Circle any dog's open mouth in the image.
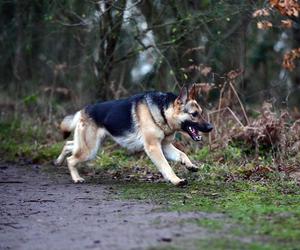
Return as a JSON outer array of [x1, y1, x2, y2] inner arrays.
[[186, 125, 202, 141], [181, 120, 213, 141]]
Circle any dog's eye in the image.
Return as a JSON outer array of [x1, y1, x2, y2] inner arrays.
[[190, 111, 198, 117]]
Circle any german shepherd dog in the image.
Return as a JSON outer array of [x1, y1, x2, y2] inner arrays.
[[55, 85, 213, 186]]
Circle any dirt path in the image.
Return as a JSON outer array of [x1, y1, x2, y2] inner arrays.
[[0, 163, 223, 250]]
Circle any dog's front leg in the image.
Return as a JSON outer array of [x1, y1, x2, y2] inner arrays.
[[162, 143, 199, 172], [144, 141, 187, 186]]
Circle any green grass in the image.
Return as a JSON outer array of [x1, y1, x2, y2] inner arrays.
[[95, 148, 150, 170], [195, 218, 224, 230], [0, 121, 63, 163]]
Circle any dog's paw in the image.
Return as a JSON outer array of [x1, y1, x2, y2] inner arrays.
[[186, 165, 199, 172], [176, 179, 188, 187], [73, 177, 85, 183]]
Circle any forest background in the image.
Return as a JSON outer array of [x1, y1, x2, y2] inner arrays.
[[1, 1, 300, 249], [1, 0, 300, 184]]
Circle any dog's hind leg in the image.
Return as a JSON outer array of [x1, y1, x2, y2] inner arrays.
[[67, 154, 85, 183], [55, 140, 74, 166], [162, 143, 199, 172], [67, 117, 106, 183]]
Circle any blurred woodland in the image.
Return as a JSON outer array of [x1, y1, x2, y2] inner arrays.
[[1, 0, 300, 161], [0, 0, 299, 113]]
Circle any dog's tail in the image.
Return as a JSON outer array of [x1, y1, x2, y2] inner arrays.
[[60, 111, 81, 139]]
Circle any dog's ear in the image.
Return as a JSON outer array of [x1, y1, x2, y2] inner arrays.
[[188, 84, 197, 100], [176, 85, 188, 104]]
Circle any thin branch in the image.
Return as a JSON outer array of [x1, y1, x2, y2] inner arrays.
[[56, 21, 88, 27], [209, 107, 244, 128], [152, 44, 180, 89], [217, 81, 227, 128], [228, 80, 249, 125], [207, 113, 212, 148], [113, 45, 153, 64]]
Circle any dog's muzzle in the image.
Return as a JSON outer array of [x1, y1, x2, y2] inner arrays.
[[181, 121, 213, 141], [197, 122, 213, 133]]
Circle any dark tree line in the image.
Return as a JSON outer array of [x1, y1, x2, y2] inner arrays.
[[0, 0, 299, 117]]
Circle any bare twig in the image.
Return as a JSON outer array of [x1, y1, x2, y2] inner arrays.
[[209, 107, 244, 128], [228, 80, 249, 125], [217, 81, 227, 128], [208, 107, 244, 144], [113, 45, 153, 64], [152, 44, 180, 90], [207, 113, 212, 148]]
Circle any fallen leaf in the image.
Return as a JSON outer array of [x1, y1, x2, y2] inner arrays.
[[200, 66, 212, 76], [227, 69, 243, 80], [282, 48, 300, 71], [252, 8, 270, 17], [281, 19, 293, 28], [269, 0, 300, 17], [257, 20, 273, 30]]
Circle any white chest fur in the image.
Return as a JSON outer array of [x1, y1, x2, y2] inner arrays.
[[112, 130, 144, 152]]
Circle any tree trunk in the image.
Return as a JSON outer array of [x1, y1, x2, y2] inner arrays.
[[94, 0, 126, 99]]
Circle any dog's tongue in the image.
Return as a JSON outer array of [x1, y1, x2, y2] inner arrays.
[[188, 126, 202, 141]]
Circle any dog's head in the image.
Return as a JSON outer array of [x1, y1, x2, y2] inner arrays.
[[171, 85, 213, 141]]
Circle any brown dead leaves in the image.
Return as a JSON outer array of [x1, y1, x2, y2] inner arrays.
[[183, 64, 212, 77], [281, 19, 293, 28], [189, 83, 215, 97], [226, 69, 243, 80], [231, 102, 300, 159], [270, 0, 300, 17], [232, 102, 284, 151], [252, 8, 271, 17], [253, 8, 272, 30], [254, 1, 299, 23], [253, 1, 300, 71], [257, 20, 273, 30], [253, 8, 273, 30], [282, 48, 300, 71], [200, 66, 212, 77]]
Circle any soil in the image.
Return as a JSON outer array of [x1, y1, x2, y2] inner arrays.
[[0, 163, 223, 250]]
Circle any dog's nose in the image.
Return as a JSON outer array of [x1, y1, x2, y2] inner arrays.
[[206, 123, 213, 132]]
